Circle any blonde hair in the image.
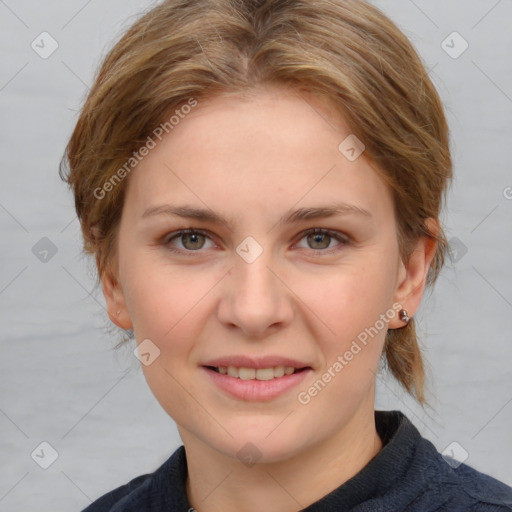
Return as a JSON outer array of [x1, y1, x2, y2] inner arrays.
[[60, 0, 452, 404]]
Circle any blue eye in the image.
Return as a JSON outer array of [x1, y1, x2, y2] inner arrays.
[[164, 229, 215, 253], [162, 227, 349, 256], [295, 228, 349, 253]]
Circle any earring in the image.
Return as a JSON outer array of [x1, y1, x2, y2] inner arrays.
[[399, 309, 410, 324]]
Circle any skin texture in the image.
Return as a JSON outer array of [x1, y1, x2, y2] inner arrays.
[[102, 84, 437, 512]]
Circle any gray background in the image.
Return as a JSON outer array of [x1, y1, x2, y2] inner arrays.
[[1, 0, 511, 509]]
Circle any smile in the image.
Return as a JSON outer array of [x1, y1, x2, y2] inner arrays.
[[202, 366, 312, 401], [206, 365, 308, 380]]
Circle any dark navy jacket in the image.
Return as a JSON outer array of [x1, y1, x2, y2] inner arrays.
[[82, 410, 512, 511]]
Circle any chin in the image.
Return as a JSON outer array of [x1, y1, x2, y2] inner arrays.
[[212, 426, 309, 466]]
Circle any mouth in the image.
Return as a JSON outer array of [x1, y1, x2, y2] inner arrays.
[[203, 365, 311, 380], [201, 364, 313, 401]]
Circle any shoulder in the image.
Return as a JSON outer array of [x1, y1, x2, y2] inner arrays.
[[80, 446, 188, 512], [407, 421, 512, 510], [449, 461, 512, 510], [80, 473, 152, 512], [375, 411, 512, 511]]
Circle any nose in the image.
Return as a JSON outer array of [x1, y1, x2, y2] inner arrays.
[[216, 249, 294, 339]]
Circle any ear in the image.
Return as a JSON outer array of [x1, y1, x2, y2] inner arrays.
[[388, 218, 438, 329], [101, 264, 133, 330]]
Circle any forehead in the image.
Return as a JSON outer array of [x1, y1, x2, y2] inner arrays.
[[123, 85, 393, 224]]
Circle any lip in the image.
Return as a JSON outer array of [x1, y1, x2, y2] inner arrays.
[[202, 366, 313, 401], [201, 355, 311, 370]]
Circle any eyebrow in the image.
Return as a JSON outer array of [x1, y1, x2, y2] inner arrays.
[[142, 202, 372, 230]]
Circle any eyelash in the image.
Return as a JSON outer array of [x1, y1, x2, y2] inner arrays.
[[162, 227, 350, 257]]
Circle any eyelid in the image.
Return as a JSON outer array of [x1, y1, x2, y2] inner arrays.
[[163, 228, 217, 251], [162, 227, 350, 255], [293, 228, 350, 253]]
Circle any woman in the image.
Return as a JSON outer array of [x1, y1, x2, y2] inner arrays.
[[60, 0, 512, 510]]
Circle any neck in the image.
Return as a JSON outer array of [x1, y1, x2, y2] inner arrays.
[[182, 405, 382, 512]]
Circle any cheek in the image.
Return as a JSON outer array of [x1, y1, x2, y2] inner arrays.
[[294, 256, 397, 335], [292, 254, 398, 396], [123, 262, 215, 339], [121, 261, 216, 418]]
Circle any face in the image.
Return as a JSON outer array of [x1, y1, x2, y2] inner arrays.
[[104, 85, 428, 463]]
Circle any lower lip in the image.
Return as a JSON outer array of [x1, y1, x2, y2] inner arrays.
[[202, 367, 312, 401]]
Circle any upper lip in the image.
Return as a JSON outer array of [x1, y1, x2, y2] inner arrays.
[[201, 356, 312, 370]]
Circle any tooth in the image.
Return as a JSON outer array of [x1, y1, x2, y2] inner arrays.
[[219, 365, 300, 379], [239, 367, 256, 380], [256, 368, 275, 381], [273, 366, 285, 378]]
